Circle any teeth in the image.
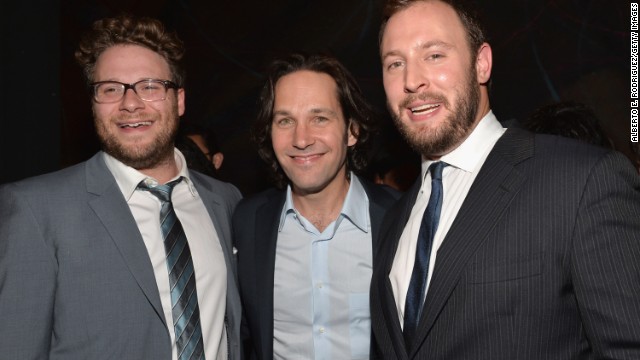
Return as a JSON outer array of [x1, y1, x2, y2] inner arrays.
[[120, 121, 152, 128], [411, 104, 439, 114]]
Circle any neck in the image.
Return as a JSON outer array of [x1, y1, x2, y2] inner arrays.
[[292, 173, 351, 232], [424, 100, 492, 161], [139, 157, 180, 185]]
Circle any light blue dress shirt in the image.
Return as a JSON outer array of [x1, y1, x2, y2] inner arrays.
[[273, 174, 372, 360]]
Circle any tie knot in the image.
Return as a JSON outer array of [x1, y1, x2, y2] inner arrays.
[[429, 161, 446, 181], [137, 177, 183, 203]]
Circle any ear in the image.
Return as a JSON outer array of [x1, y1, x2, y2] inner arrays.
[[177, 88, 186, 116], [374, 174, 385, 185], [475, 43, 492, 85], [347, 120, 359, 147], [212, 152, 224, 170]]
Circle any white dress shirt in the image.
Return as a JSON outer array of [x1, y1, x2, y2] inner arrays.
[[390, 111, 506, 327], [103, 149, 228, 360]]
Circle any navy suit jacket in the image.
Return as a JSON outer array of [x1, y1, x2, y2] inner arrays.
[[233, 177, 399, 360], [0, 152, 243, 360], [370, 127, 640, 359]]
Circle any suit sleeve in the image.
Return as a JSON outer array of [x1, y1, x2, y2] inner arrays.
[[571, 151, 640, 358], [0, 184, 57, 358]]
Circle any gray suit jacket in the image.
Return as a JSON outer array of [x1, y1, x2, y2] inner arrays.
[[0, 152, 243, 360], [233, 177, 399, 360], [370, 128, 640, 359]]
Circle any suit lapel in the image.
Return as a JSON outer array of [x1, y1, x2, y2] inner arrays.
[[368, 193, 386, 252], [192, 174, 244, 359], [192, 177, 232, 258], [254, 191, 286, 357], [376, 179, 422, 359], [408, 129, 533, 357], [85, 154, 167, 327]]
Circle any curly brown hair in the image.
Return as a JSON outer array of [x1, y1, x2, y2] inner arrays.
[[75, 14, 185, 85], [253, 53, 378, 189]]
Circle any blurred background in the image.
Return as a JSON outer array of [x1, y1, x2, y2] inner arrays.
[[0, 0, 631, 194]]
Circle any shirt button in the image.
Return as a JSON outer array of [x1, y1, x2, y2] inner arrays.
[[319, 327, 325, 333], [316, 282, 323, 288]]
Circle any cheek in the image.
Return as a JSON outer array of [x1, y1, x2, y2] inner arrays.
[[146, 101, 168, 114], [270, 131, 288, 155], [434, 62, 469, 88], [92, 104, 112, 122], [435, 71, 450, 85], [329, 133, 351, 154]]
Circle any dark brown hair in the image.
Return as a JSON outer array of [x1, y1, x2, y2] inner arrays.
[[253, 53, 378, 189], [380, 0, 487, 57], [523, 101, 613, 149], [75, 14, 185, 85]]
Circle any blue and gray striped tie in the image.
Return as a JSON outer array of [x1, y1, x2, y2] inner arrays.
[[138, 177, 206, 360]]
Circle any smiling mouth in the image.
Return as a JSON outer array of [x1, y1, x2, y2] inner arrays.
[[290, 153, 322, 162], [410, 103, 440, 115], [119, 121, 152, 129], [292, 155, 314, 160]]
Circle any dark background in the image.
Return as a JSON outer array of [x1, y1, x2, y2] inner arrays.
[[1, 0, 631, 194]]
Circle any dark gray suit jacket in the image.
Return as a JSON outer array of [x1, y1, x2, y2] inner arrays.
[[232, 177, 399, 360], [371, 128, 640, 359], [0, 152, 243, 360]]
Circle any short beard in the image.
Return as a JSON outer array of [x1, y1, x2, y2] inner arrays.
[[390, 65, 479, 158], [94, 102, 179, 170]]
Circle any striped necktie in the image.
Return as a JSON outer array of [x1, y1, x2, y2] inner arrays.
[[138, 177, 206, 360]]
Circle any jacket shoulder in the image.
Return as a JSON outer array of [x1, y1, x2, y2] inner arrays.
[[359, 176, 401, 208], [189, 170, 242, 204], [1, 160, 91, 199], [233, 187, 284, 220]]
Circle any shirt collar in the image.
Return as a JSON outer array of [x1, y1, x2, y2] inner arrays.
[[278, 172, 370, 233], [103, 148, 197, 201], [338, 174, 369, 233], [420, 110, 505, 181]]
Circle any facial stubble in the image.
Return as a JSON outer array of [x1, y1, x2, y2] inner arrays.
[[389, 65, 480, 158], [94, 99, 180, 170]]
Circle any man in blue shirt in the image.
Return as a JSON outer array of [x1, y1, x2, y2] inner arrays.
[[233, 53, 399, 359]]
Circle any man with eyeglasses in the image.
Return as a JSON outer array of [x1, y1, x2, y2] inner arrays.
[[0, 14, 242, 360]]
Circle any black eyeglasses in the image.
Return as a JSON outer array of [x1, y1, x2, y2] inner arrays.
[[89, 79, 179, 103]]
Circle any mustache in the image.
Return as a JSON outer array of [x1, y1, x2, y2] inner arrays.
[[399, 92, 449, 109], [113, 113, 156, 122]]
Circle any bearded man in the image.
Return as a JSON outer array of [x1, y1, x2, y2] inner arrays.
[[0, 14, 242, 360], [370, 1, 640, 359]]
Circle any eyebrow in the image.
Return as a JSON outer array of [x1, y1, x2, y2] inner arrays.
[[310, 108, 338, 117], [273, 107, 339, 118], [382, 40, 455, 61], [273, 110, 290, 117]]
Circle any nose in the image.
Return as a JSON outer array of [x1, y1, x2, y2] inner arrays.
[[292, 122, 314, 150], [119, 88, 145, 112], [404, 61, 429, 93]]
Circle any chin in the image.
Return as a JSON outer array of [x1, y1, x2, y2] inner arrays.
[[291, 180, 327, 195], [105, 141, 173, 170]]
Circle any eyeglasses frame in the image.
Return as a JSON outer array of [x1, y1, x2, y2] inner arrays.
[[89, 79, 180, 103]]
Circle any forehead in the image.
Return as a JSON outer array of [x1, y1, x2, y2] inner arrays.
[[381, 1, 468, 55], [274, 70, 341, 110], [94, 44, 171, 81]]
